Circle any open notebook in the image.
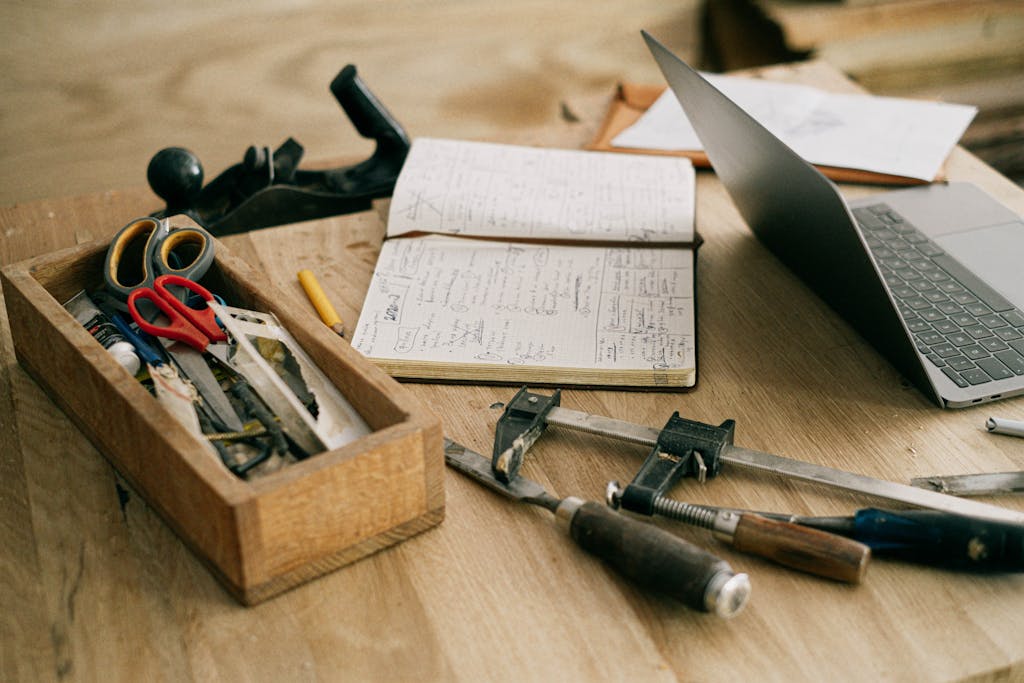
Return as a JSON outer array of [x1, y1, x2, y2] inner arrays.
[[351, 138, 700, 389]]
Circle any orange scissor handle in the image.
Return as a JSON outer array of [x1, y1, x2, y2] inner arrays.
[[153, 274, 228, 344]]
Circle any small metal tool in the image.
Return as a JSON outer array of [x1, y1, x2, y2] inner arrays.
[[146, 65, 409, 236], [911, 472, 1024, 497], [492, 387, 1024, 529], [444, 437, 751, 617]]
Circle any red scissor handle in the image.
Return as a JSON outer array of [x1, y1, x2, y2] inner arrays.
[[153, 274, 228, 344], [128, 287, 210, 351]]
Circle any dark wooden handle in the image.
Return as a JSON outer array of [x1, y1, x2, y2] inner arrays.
[[731, 513, 871, 583], [569, 501, 741, 612]]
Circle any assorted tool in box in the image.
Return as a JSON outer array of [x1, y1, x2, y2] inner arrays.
[[86, 214, 370, 479]]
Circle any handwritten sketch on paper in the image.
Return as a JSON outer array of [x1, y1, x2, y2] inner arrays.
[[351, 235, 695, 373], [387, 138, 696, 243], [611, 74, 977, 182]]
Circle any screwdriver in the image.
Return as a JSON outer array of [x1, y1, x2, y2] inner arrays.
[[759, 507, 1024, 571], [444, 437, 752, 617], [606, 481, 871, 583]]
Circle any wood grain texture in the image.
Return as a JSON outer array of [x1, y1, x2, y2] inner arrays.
[[3, 22, 1024, 683], [0, 1, 703, 207]]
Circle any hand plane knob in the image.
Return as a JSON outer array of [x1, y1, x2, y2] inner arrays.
[[147, 146, 204, 213]]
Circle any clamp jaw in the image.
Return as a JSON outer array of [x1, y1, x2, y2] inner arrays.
[[492, 387, 561, 483], [146, 64, 409, 236], [618, 413, 735, 515]]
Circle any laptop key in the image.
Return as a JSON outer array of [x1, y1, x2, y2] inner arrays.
[[932, 253, 1015, 312], [947, 356, 976, 371], [1002, 310, 1024, 327], [930, 342, 960, 358], [994, 350, 1024, 375], [947, 332, 973, 347], [1011, 339, 1024, 356], [917, 331, 945, 346], [976, 357, 1014, 381], [962, 344, 990, 360], [933, 320, 958, 334], [941, 367, 969, 388], [978, 313, 1007, 328], [951, 292, 979, 305], [854, 208, 886, 229], [959, 368, 992, 385], [965, 302, 992, 317], [965, 324, 994, 340], [926, 354, 946, 367], [981, 337, 1009, 352], [951, 312, 977, 327], [919, 308, 945, 322], [906, 319, 931, 333], [936, 301, 963, 315], [996, 327, 1024, 341]]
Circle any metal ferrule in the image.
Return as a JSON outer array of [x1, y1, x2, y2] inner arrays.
[[555, 496, 585, 532], [703, 570, 751, 618]]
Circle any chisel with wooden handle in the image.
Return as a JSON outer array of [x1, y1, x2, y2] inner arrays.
[[444, 437, 752, 617]]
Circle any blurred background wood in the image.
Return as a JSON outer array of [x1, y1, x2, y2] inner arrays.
[[0, 1, 703, 207], [704, 0, 1024, 185]]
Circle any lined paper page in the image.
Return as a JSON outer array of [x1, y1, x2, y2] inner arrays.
[[387, 138, 695, 242], [351, 235, 695, 373]]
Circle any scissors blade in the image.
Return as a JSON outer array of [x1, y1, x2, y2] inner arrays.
[[167, 344, 243, 433]]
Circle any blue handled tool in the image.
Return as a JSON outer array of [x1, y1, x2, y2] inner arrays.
[[760, 507, 1024, 571]]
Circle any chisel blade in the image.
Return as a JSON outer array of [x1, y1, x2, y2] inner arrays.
[[911, 471, 1024, 497], [444, 437, 549, 502]]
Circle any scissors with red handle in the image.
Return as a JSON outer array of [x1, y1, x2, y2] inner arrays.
[[127, 274, 227, 351]]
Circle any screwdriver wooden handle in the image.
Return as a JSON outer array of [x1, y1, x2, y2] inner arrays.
[[562, 500, 751, 616], [728, 513, 871, 583]]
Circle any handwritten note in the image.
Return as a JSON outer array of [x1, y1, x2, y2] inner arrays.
[[351, 235, 695, 372], [387, 138, 695, 242], [612, 74, 977, 181]]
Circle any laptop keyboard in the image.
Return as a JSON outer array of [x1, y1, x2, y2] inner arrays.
[[854, 203, 1024, 389]]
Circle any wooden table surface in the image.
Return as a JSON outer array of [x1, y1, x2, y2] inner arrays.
[[4, 48, 1024, 683]]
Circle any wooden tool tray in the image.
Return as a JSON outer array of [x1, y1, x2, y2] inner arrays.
[[1, 237, 445, 605]]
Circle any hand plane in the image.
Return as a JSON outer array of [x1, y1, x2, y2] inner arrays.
[[146, 64, 409, 236]]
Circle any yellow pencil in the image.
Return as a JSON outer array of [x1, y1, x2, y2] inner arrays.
[[297, 269, 346, 338]]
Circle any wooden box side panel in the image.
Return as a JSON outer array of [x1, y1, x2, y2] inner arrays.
[[1, 249, 251, 587], [241, 420, 445, 593]]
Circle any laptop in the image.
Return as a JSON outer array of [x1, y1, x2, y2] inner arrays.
[[642, 31, 1024, 408]]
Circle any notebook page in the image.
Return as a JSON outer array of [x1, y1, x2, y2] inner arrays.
[[351, 235, 695, 373], [386, 138, 695, 243]]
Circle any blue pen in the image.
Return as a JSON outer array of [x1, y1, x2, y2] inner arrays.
[[110, 311, 165, 367]]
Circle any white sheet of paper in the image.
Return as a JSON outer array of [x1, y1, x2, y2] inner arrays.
[[387, 138, 695, 242], [351, 235, 695, 372], [611, 75, 977, 181]]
